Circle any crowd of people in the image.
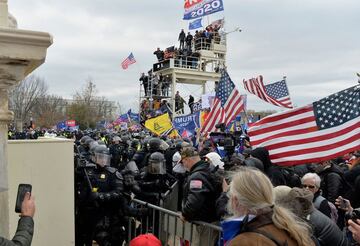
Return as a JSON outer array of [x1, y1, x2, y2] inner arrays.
[[71, 127, 360, 245], [4, 123, 360, 245]]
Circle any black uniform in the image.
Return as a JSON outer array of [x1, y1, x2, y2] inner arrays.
[[182, 160, 221, 223], [76, 165, 126, 246]]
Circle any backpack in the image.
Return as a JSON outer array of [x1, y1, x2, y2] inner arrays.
[[314, 195, 338, 223]]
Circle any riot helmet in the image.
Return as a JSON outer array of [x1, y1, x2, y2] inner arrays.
[[148, 137, 162, 152], [147, 152, 166, 175], [80, 135, 91, 145], [89, 140, 99, 153], [112, 135, 121, 144], [91, 145, 111, 167], [131, 139, 140, 149]]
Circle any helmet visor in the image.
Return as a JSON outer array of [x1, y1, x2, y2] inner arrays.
[[95, 153, 111, 167], [148, 161, 166, 175]]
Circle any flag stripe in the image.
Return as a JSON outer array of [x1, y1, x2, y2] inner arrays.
[[250, 106, 313, 127], [202, 99, 222, 132], [271, 143, 360, 166], [250, 115, 316, 137], [121, 53, 136, 70], [201, 71, 244, 133], [249, 85, 360, 166], [251, 125, 318, 146], [243, 76, 293, 108], [272, 132, 360, 159], [265, 119, 360, 151]]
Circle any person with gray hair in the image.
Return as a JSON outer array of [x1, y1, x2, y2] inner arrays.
[[226, 167, 314, 246], [275, 187, 348, 246], [302, 172, 334, 220]]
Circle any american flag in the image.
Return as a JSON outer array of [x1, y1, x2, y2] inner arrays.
[[248, 85, 360, 166], [243, 76, 293, 109], [201, 70, 245, 133], [121, 52, 136, 70]]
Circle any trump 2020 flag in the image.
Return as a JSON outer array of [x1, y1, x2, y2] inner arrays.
[[183, 0, 224, 20], [121, 52, 136, 70], [189, 18, 202, 30], [248, 85, 360, 166]]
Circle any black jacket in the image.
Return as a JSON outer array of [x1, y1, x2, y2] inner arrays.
[[309, 209, 348, 246], [318, 164, 344, 203], [182, 160, 220, 222]]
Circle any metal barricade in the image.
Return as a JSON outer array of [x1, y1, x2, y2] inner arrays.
[[127, 198, 223, 246]]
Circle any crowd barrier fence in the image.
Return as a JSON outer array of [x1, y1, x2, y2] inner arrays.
[[127, 198, 223, 246]]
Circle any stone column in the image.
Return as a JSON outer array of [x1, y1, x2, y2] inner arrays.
[[0, 0, 9, 27], [0, 0, 52, 237], [0, 88, 11, 236]]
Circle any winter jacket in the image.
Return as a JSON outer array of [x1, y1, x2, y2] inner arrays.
[[182, 160, 221, 222], [308, 209, 348, 246], [318, 164, 344, 203], [313, 191, 332, 219], [0, 216, 34, 246], [228, 212, 301, 246]]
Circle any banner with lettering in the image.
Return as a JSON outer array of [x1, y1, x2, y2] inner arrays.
[[191, 101, 202, 113], [184, 0, 224, 20], [173, 112, 200, 137]]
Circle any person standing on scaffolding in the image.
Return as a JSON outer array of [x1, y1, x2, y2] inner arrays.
[[175, 91, 186, 114], [139, 72, 149, 96], [178, 29, 186, 50], [188, 95, 194, 114]]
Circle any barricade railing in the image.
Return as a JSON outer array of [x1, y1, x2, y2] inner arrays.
[[127, 198, 223, 246]]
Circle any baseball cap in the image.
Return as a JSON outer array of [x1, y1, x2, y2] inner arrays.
[[180, 147, 199, 159], [129, 233, 162, 246]]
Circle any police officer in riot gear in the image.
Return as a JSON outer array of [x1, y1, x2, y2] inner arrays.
[[76, 145, 126, 246], [109, 135, 122, 169], [137, 151, 173, 205]]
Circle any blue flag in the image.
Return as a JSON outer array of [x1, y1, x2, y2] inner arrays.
[[189, 18, 202, 30], [184, 0, 224, 20], [57, 121, 66, 130], [173, 112, 200, 137]]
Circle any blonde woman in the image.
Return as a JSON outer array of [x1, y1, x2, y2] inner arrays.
[[226, 167, 314, 246]]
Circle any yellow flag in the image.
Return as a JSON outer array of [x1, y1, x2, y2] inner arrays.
[[145, 113, 173, 136]]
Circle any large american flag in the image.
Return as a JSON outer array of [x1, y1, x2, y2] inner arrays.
[[121, 53, 136, 70], [243, 76, 293, 109], [248, 85, 360, 166], [201, 70, 245, 133]]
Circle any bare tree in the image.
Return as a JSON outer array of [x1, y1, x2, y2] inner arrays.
[[9, 75, 48, 130], [67, 78, 117, 129], [33, 95, 66, 129]]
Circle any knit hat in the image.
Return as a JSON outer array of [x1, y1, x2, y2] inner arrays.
[[282, 187, 314, 218], [129, 233, 162, 246]]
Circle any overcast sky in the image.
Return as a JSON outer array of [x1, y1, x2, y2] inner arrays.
[[9, 0, 360, 113]]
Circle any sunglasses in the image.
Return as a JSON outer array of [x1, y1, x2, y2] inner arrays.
[[302, 184, 316, 189]]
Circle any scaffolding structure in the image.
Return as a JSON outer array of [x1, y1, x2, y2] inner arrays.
[[139, 34, 227, 119]]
